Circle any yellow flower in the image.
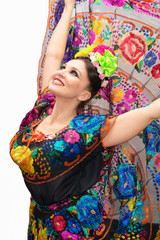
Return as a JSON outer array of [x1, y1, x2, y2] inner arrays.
[[38, 220, 48, 240], [128, 197, 136, 212], [155, 226, 160, 240], [93, 20, 102, 35], [11, 145, 34, 174], [111, 88, 124, 103], [74, 44, 95, 58], [95, 36, 104, 46]]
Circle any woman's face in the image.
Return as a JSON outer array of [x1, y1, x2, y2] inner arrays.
[[48, 59, 91, 103]]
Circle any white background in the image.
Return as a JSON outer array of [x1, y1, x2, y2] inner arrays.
[[0, 0, 48, 238]]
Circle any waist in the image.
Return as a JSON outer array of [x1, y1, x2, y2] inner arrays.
[[31, 193, 87, 213]]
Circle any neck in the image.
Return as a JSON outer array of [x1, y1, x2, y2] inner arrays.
[[49, 96, 78, 124]]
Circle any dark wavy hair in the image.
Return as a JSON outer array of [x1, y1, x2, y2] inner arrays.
[[76, 57, 104, 110]]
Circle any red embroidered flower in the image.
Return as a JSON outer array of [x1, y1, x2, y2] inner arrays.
[[52, 215, 66, 232], [151, 64, 160, 79], [154, 154, 160, 168], [118, 31, 147, 65]]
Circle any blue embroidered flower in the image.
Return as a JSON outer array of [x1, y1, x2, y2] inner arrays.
[[155, 172, 160, 186], [68, 218, 81, 234], [76, 195, 102, 229], [64, 144, 80, 159], [70, 115, 105, 134], [113, 164, 137, 199], [54, 140, 67, 152], [144, 50, 157, 68], [143, 120, 160, 155]]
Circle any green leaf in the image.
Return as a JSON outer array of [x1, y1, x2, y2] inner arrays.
[[114, 44, 119, 51], [66, 206, 77, 212], [13, 142, 18, 149], [93, 0, 103, 5], [123, 2, 134, 11], [146, 36, 156, 51], [112, 76, 122, 87], [135, 60, 144, 73], [31, 148, 38, 158]]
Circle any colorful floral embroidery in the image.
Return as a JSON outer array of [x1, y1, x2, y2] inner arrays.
[[76, 195, 102, 229], [118, 31, 147, 65]]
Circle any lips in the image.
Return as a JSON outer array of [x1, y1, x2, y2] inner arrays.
[[53, 77, 64, 86]]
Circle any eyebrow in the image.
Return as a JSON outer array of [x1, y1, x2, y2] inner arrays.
[[65, 63, 82, 78]]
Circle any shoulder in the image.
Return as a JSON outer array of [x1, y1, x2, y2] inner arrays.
[[70, 115, 107, 134]]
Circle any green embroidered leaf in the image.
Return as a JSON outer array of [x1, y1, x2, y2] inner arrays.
[[112, 76, 122, 87], [31, 148, 38, 158], [82, 29, 87, 35], [66, 206, 77, 212], [135, 60, 144, 73], [146, 36, 156, 51], [82, 226, 89, 237], [13, 142, 18, 149], [90, 189, 98, 198], [147, 154, 153, 164], [123, 2, 134, 11], [114, 44, 119, 51], [93, 0, 103, 5]]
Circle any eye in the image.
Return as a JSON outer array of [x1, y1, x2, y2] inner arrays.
[[60, 65, 66, 70], [70, 70, 79, 77]]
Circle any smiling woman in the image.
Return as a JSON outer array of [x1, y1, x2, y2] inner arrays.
[[9, 0, 160, 239]]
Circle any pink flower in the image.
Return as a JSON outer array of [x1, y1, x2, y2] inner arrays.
[[116, 102, 130, 114], [154, 154, 160, 168], [52, 215, 66, 232], [93, 62, 99, 67], [102, 0, 125, 7], [89, 30, 96, 44], [158, 52, 160, 60], [73, 33, 82, 46], [99, 73, 105, 80], [64, 130, 80, 144], [124, 89, 137, 104], [151, 64, 160, 79], [61, 230, 78, 240], [93, 45, 115, 56]]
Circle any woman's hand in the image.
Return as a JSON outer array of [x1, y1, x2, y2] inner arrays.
[[41, 0, 75, 92]]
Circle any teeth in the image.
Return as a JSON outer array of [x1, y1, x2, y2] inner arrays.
[[54, 80, 63, 85]]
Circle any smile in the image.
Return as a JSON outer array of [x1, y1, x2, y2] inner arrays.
[[53, 77, 64, 86]]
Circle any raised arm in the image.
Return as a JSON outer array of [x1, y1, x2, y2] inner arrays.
[[103, 99, 160, 147], [41, 0, 75, 92]]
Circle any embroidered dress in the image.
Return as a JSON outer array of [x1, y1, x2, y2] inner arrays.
[[10, 88, 115, 239], [10, 0, 160, 239]]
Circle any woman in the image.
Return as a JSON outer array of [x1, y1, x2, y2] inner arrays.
[[10, 0, 160, 239]]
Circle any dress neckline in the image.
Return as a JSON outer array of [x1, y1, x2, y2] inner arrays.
[[31, 114, 78, 138]]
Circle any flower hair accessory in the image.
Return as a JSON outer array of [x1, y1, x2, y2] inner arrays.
[[74, 45, 118, 80]]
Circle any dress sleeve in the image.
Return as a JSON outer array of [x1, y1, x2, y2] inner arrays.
[[100, 115, 117, 150], [19, 87, 55, 130]]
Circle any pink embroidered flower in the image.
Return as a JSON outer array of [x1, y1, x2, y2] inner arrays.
[[20, 107, 39, 129], [154, 154, 160, 168], [93, 45, 115, 56], [116, 101, 130, 114], [64, 130, 80, 144], [52, 215, 66, 232], [61, 230, 78, 240], [158, 52, 160, 60], [73, 33, 82, 46], [89, 30, 96, 44], [124, 89, 137, 104], [151, 64, 160, 79], [102, 0, 126, 7]]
